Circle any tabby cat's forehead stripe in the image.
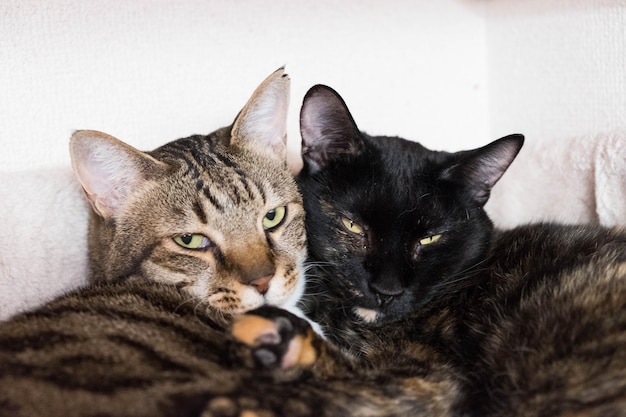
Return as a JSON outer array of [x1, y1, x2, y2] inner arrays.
[[163, 137, 273, 215], [233, 168, 254, 199], [164, 147, 203, 179], [246, 174, 266, 204], [206, 147, 238, 169], [182, 156, 201, 179], [233, 173, 266, 206], [192, 200, 208, 224], [173, 138, 234, 172], [197, 171, 268, 214], [193, 151, 221, 171], [203, 187, 225, 212]]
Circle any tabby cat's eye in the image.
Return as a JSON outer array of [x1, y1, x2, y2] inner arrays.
[[418, 234, 442, 245], [341, 217, 364, 235], [263, 206, 287, 230], [174, 234, 211, 250]]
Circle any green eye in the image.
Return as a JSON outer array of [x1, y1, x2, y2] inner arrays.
[[263, 206, 287, 230], [174, 234, 211, 250], [341, 217, 364, 235], [418, 234, 442, 245]]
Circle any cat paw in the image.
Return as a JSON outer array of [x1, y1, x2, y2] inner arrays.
[[230, 306, 317, 369]]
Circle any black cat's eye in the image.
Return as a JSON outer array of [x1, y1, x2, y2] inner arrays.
[[173, 233, 212, 250], [413, 233, 443, 261], [263, 206, 287, 231], [418, 234, 442, 246], [341, 217, 364, 235]]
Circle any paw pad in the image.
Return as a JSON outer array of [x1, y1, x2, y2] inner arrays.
[[230, 307, 316, 369]]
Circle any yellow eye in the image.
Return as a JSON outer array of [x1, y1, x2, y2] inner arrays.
[[263, 206, 287, 230], [341, 217, 364, 235], [174, 234, 211, 250], [418, 234, 442, 245]]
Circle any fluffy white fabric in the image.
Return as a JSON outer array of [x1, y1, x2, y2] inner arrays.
[[0, 132, 624, 320], [487, 132, 626, 228], [0, 167, 90, 320]]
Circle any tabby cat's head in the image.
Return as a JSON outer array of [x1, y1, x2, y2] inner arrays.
[[70, 68, 307, 316], [297, 85, 523, 324]]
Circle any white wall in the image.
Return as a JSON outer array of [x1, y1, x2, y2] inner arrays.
[[486, 0, 626, 142], [0, 0, 489, 173]]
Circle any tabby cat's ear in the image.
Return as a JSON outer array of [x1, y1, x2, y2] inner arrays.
[[231, 67, 290, 159], [70, 130, 167, 218], [299, 85, 364, 174], [441, 134, 524, 206]]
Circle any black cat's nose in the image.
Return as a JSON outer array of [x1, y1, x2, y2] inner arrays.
[[370, 282, 404, 307], [376, 293, 395, 307]]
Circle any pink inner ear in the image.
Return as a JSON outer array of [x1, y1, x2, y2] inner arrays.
[[76, 155, 132, 218], [249, 92, 288, 156], [300, 100, 327, 145], [231, 70, 290, 160], [72, 137, 147, 219]]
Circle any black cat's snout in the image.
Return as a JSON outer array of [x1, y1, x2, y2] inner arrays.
[[375, 293, 395, 307], [370, 282, 404, 307]]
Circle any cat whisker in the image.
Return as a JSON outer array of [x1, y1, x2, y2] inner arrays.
[[174, 295, 199, 313], [428, 259, 493, 298], [398, 194, 431, 217]]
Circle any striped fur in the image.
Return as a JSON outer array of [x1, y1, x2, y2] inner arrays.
[[0, 281, 462, 417], [0, 69, 318, 416]]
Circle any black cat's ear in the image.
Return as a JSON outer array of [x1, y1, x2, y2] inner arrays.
[[70, 130, 167, 218], [299, 85, 364, 174], [231, 67, 290, 160], [441, 134, 524, 206]]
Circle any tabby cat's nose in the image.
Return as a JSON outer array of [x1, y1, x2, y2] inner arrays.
[[250, 275, 273, 295]]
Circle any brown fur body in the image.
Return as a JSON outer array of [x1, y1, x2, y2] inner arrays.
[[0, 280, 460, 417]]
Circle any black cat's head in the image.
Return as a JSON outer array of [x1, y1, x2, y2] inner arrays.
[[297, 85, 523, 324]]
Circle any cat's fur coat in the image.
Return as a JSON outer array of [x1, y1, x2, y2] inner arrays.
[[0, 69, 319, 417], [234, 84, 626, 417]]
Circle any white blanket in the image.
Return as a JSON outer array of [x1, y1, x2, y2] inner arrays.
[[0, 168, 90, 320], [487, 132, 626, 228]]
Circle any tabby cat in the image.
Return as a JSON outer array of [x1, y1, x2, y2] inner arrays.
[[233, 85, 626, 417], [0, 69, 323, 416]]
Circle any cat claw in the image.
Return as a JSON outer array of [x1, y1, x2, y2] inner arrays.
[[230, 306, 317, 369]]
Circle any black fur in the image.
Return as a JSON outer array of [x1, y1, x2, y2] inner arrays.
[[289, 85, 626, 416]]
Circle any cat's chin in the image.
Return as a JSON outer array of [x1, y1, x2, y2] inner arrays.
[[353, 307, 381, 323], [352, 296, 420, 324]]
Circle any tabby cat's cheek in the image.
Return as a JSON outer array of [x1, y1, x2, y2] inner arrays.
[[265, 272, 306, 310], [231, 289, 266, 314]]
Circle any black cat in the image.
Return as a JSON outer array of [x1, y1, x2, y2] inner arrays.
[[235, 84, 626, 417]]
